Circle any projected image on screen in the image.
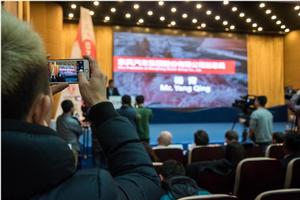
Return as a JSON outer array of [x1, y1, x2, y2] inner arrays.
[[113, 32, 247, 108]]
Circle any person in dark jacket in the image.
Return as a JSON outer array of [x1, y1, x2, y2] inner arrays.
[[281, 133, 300, 169], [106, 79, 120, 99], [2, 11, 160, 200], [159, 160, 210, 200], [117, 95, 139, 129]]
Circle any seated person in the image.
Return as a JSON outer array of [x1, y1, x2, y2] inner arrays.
[[272, 132, 284, 144], [154, 131, 183, 149], [160, 160, 210, 200], [281, 133, 300, 169], [188, 130, 210, 151]]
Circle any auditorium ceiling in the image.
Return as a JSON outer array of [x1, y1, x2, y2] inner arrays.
[[59, 1, 300, 35]]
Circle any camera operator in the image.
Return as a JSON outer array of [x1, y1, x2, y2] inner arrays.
[[249, 96, 273, 149], [287, 90, 300, 133]]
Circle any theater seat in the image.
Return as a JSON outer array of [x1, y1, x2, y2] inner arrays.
[[153, 148, 185, 163], [233, 158, 284, 200], [243, 145, 264, 158], [254, 189, 300, 200], [265, 143, 285, 160], [178, 194, 238, 200], [188, 145, 225, 164], [152, 162, 163, 173], [284, 158, 300, 188]]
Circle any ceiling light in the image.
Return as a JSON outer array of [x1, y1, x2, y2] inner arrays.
[[276, 20, 281, 25], [111, 8, 116, 13], [171, 21, 176, 26], [133, 4, 139, 10], [68, 13, 74, 18], [125, 13, 131, 18], [89, 11, 94, 16], [225, 28, 229, 31], [285, 28, 290, 33], [192, 18, 198, 23], [230, 25, 235, 30], [259, 3, 265, 8], [196, 3, 202, 9], [215, 15, 221, 20], [104, 16, 110, 21], [206, 10, 212, 15], [265, 9, 271, 14], [271, 15, 277, 20], [239, 12, 245, 17], [138, 18, 144, 24], [258, 27, 263, 31], [232, 7, 237, 12], [223, 0, 229, 5], [171, 7, 177, 13], [197, 26, 201, 29], [160, 16, 165, 21], [93, 1, 99, 6], [281, 25, 286, 29], [298, 12, 300, 16], [223, 20, 228, 25], [147, 10, 153, 16], [252, 23, 257, 27], [246, 18, 252, 23], [182, 13, 188, 18], [201, 23, 206, 28], [71, 4, 76, 9], [295, 5, 300, 10], [158, 1, 164, 6]]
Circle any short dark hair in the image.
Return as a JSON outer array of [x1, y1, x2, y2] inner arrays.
[[61, 100, 74, 113], [122, 95, 131, 105], [136, 95, 145, 104], [256, 96, 267, 107], [108, 79, 114, 84], [225, 130, 239, 142], [272, 132, 284, 143], [194, 130, 209, 145], [283, 133, 300, 153], [160, 160, 185, 179]]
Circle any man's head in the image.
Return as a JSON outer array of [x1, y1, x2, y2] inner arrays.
[[108, 79, 114, 88], [158, 131, 172, 146], [225, 130, 239, 144], [159, 160, 185, 181], [61, 100, 74, 114], [254, 96, 267, 108], [2, 11, 51, 125], [135, 95, 145, 105], [121, 95, 131, 106], [283, 133, 300, 154], [272, 132, 284, 144], [194, 130, 209, 146]]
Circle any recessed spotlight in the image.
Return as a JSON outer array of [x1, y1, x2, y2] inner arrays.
[[196, 3, 202, 9], [232, 7, 238, 12], [201, 23, 206, 28], [281, 25, 286, 29], [182, 13, 188, 18], [125, 13, 131, 18], [276, 20, 281, 25], [223, 20, 228, 25], [71, 4, 77, 9], [192, 18, 198, 23], [230, 25, 235, 30], [147, 10, 153, 16], [223, 0, 229, 5], [285, 28, 290, 33], [160, 16, 165, 21], [158, 1, 164, 6], [252, 23, 258, 27], [171, 21, 176, 26], [259, 3, 265, 8], [197, 26, 201, 29], [138, 18, 144, 24], [239, 12, 245, 17], [246, 18, 252, 23], [298, 12, 300, 16], [206, 10, 212, 15], [215, 15, 221, 20], [89, 11, 94, 16], [68, 13, 74, 18], [93, 1, 99, 6], [225, 28, 229, 31], [111, 8, 116, 13], [271, 15, 277, 20], [294, 5, 300, 10], [258, 27, 263, 31], [133, 4, 139, 10], [104, 16, 110, 21], [265, 9, 271, 14], [171, 7, 177, 13]]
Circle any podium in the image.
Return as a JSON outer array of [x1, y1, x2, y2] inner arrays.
[[109, 96, 136, 109]]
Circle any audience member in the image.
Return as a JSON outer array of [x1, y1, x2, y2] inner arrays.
[[272, 132, 285, 144], [194, 130, 209, 146], [281, 133, 300, 169], [160, 160, 210, 200], [106, 79, 120, 99], [249, 96, 273, 149], [287, 90, 300, 133], [157, 131, 173, 146], [136, 95, 153, 143], [56, 100, 82, 152], [2, 11, 160, 200], [117, 95, 138, 129]]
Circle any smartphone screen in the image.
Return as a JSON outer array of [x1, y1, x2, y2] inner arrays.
[[48, 59, 90, 83]]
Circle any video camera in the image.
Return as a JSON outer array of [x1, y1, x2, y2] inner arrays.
[[232, 95, 257, 127], [285, 86, 298, 100]]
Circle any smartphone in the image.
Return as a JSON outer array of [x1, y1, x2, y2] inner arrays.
[[48, 59, 90, 83]]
